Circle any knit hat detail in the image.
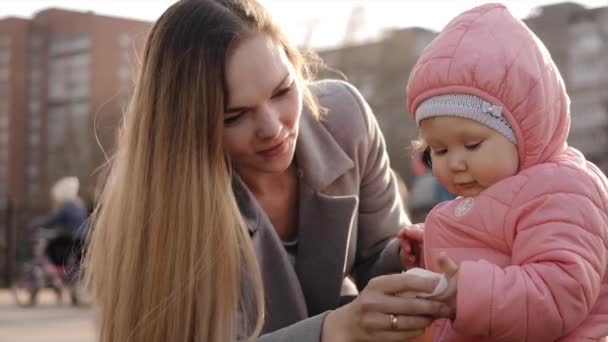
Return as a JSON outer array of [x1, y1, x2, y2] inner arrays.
[[415, 93, 517, 144]]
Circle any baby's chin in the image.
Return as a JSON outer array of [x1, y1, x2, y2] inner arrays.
[[454, 187, 483, 198]]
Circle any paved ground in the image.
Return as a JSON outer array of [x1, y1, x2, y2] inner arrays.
[[0, 288, 96, 342]]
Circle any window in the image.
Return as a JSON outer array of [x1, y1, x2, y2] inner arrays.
[[49, 38, 66, 56], [415, 31, 435, 55], [48, 58, 68, 101], [70, 76, 89, 98], [69, 70, 90, 99], [70, 34, 91, 51], [49, 33, 90, 57], [48, 53, 90, 101], [28, 133, 39, 146], [0, 82, 9, 98], [70, 102, 90, 117], [29, 116, 40, 130], [118, 64, 131, 82], [0, 67, 8, 81], [29, 84, 40, 99], [29, 69, 41, 83], [0, 51, 9, 65], [569, 22, 603, 56], [599, 10, 608, 36], [27, 181, 39, 196], [0, 115, 8, 129], [29, 100, 40, 114], [29, 35, 42, 50], [571, 104, 608, 129], [29, 54, 41, 70], [28, 148, 39, 165], [569, 60, 600, 86], [47, 106, 67, 147], [119, 33, 132, 48], [0, 35, 10, 49], [71, 53, 89, 69], [69, 54, 90, 99], [27, 164, 38, 178]]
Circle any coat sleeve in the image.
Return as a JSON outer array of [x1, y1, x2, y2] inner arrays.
[[31, 205, 67, 229], [257, 312, 328, 342], [453, 193, 608, 341], [339, 82, 410, 289]]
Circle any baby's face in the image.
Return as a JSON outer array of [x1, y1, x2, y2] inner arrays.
[[420, 116, 519, 197]]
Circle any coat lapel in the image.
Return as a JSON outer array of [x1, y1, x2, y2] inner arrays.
[[293, 108, 358, 315], [232, 176, 308, 333], [296, 185, 358, 315]]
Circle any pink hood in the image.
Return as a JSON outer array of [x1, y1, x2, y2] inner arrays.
[[406, 3, 570, 170]]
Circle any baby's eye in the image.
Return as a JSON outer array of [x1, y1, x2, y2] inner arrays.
[[431, 148, 447, 156], [465, 141, 482, 150]]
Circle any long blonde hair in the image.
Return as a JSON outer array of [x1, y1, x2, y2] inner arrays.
[[84, 0, 319, 341]]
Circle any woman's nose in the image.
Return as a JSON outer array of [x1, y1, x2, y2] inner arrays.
[[255, 104, 283, 139]]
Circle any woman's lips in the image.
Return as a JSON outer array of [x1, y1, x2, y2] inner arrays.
[[258, 136, 289, 158]]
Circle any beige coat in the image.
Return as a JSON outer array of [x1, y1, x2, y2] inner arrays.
[[234, 80, 408, 341]]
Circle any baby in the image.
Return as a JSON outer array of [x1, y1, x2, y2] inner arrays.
[[399, 3, 608, 341]]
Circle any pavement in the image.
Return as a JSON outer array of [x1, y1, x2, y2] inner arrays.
[[0, 288, 96, 342]]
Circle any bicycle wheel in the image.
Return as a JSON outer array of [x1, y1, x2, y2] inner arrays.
[[11, 262, 44, 307]]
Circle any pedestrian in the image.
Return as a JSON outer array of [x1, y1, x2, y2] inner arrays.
[[31, 176, 89, 305]]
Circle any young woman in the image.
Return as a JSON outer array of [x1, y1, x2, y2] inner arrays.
[[84, 1, 451, 341]]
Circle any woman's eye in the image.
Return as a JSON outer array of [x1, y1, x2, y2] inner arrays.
[[465, 141, 482, 150], [273, 86, 291, 98], [224, 112, 245, 125]]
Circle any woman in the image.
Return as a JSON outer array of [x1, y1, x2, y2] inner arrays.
[[31, 176, 88, 305], [84, 0, 450, 341]]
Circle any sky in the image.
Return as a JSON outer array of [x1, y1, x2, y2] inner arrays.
[[1, 0, 606, 49]]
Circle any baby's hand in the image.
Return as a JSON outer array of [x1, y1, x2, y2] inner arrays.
[[398, 267, 448, 298], [434, 253, 459, 319], [397, 223, 425, 268]]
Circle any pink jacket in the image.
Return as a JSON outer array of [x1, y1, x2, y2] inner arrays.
[[406, 3, 608, 341]]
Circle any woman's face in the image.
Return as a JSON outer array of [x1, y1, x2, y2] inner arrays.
[[223, 33, 302, 177]]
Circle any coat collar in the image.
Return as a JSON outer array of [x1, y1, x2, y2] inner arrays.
[[294, 105, 354, 192]]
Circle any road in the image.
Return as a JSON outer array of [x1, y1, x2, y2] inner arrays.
[[0, 288, 96, 342]]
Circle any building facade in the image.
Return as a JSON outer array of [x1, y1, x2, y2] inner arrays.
[[0, 9, 151, 210], [0, 18, 29, 210], [527, 2, 608, 172]]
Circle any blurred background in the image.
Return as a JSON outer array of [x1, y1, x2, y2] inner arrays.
[[0, 0, 607, 339]]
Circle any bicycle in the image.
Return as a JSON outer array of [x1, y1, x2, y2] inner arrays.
[[11, 229, 65, 307]]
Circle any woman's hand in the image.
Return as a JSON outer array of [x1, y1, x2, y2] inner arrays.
[[398, 223, 425, 269], [322, 272, 452, 342]]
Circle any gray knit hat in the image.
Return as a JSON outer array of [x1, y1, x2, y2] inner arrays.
[[415, 93, 517, 144]]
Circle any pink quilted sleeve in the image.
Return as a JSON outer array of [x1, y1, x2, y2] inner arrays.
[[453, 193, 607, 341]]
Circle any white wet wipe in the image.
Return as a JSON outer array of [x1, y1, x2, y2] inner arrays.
[[398, 267, 448, 298]]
